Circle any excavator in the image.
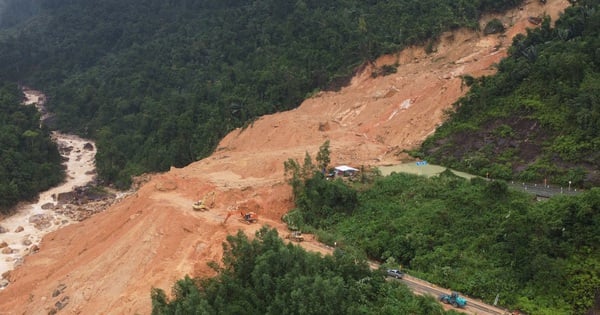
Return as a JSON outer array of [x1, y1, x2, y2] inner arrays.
[[223, 210, 258, 224], [193, 191, 215, 211]]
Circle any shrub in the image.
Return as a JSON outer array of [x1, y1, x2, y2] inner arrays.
[[483, 18, 505, 35]]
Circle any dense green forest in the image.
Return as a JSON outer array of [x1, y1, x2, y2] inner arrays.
[[0, 0, 39, 29], [0, 81, 63, 213], [0, 0, 523, 188], [419, 0, 600, 187], [282, 150, 600, 314], [151, 227, 465, 315]]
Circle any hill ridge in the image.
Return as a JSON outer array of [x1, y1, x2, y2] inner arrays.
[[0, 1, 570, 313]]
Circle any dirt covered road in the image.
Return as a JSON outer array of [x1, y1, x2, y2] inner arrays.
[[0, 1, 570, 314]]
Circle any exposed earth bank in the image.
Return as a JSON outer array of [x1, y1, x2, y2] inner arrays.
[[0, 1, 569, 314]]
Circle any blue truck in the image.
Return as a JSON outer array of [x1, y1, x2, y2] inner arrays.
[[439, 292, 467, 308]]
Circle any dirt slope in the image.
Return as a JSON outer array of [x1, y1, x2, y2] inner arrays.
[[0, 1, 569, 314]]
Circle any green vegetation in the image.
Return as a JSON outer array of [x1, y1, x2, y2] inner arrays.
[[152, 227, 462, 315], [156, 143, 600, 314], [420, 0, 600, 187], [483, 18, 505, 35], [0, 0, 524, 188], [285, 151, 600, 314], [0, 0, 39, 29], [0, 81, 63, 214]]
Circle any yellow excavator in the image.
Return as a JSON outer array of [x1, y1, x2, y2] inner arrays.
[[193, 191, 215, 211], [223, 210, 258, 224]]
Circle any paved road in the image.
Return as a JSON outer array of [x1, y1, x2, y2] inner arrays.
[[379, 162, 583, 200], [397, 274, 510, 315], [507, 181, 581, 198], [300, 241, 510, 315]]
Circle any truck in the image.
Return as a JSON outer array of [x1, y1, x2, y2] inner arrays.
[[439, 292, 467, 308]]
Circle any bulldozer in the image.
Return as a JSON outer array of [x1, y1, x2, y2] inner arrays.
[[285, 231, 304, 242], [193, 191, 215, 211], [223, 210, 258, 224]]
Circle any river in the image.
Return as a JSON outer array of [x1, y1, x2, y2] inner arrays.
[[0, 89, 97, 287]]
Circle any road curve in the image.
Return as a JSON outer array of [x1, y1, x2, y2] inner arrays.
[[398, 274, 510, 315], [298, 240, 511, 315]]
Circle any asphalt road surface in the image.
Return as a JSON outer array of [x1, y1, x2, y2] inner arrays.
[[299, 238, 512, 315], [397, 274, 511, 315]]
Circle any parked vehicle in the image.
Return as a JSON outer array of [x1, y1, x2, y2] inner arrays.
[[386, 269, 404, 279]]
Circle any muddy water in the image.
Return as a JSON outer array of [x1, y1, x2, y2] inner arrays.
[[0, 89, 97, 285]]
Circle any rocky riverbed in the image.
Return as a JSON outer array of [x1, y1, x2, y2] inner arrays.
[[0, 89, 121, 289]]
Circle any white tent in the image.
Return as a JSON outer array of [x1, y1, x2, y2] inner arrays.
[[334, 165, 358, 172], [332, 165, 359, 178]]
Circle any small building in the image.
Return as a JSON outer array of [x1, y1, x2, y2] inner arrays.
[[333, 165, 359, 177]]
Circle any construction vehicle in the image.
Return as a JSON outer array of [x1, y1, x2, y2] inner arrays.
[[439, 292, 467, 308], [285, 231, 304, 242], [223, 210, 258, 224], [192, 192, 215, 211], [192, 200, 208, 211]]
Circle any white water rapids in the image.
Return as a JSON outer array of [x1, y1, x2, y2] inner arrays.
[[0, 89, 97, 285]]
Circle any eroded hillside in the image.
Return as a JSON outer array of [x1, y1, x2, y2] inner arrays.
[[0, 1, 570, 313]]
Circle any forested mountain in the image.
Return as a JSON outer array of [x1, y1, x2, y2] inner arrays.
[[0, 0, 522, 188], [0, 81, 63, 213], [281, 154, 600, 314], [420, 0, 600, 187], [152, 227, 460, 315], [2, 1, 599, 314], [0, 0, 39, 29]]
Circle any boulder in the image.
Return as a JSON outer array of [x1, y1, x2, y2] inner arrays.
[[52, 283, 67, 297], [41, 202, 55, 210], [528, 16, 542, 25], [1, 247, 14, 254], [14, 226, 24, 233], [28, 213, 54, 230], [56, 191, 76, 204], [318, 121, 331, 131], [55, 296, 70, 310], [29, 244, 39, 253]]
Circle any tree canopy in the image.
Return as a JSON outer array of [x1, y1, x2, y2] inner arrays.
[[287, 161, 600, 314], [0, 0, 525, 188], [419, 0, 600, 187], [0, 81, 63, 213], [151, 227, 459, 315]]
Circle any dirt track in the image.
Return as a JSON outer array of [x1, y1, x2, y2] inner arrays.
[[0, 1, 570, 314]]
